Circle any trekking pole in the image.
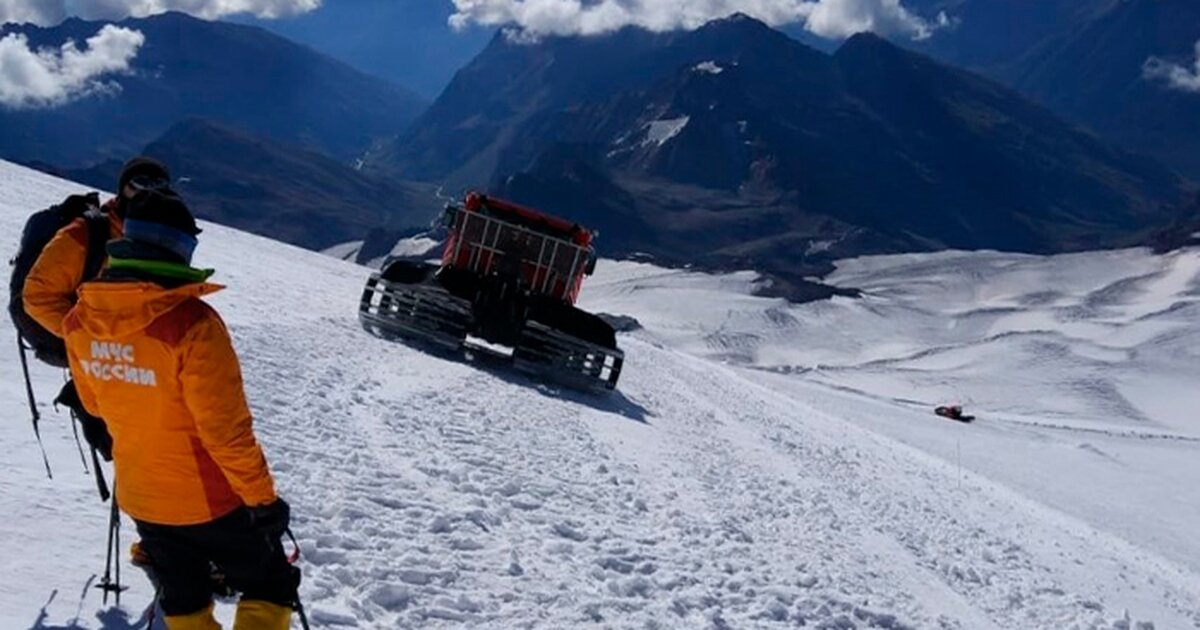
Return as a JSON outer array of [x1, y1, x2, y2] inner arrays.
[[16, 334, 52, 479], [294, 590, 311, 630], [68, 411, 89, 472], [284, 529, 311, 630], [96, 489, 127, 605], [90, 447, 110, 502], [52, 377, 90, 473], [99, 495, 116, 604], [54, 385, 110, 502]]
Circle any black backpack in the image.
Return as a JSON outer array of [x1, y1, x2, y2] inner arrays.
[[8, 192, 113, 484], [8, 192, 110, 367]]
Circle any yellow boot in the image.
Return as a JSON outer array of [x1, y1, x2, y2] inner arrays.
[[165, 603, 221, 630], [233, 599, 292, 630]]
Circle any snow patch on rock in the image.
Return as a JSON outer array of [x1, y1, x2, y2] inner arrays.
[[322, 240, 362, 262], [391, 236, 441, 259], [643, 116, 689, 147]]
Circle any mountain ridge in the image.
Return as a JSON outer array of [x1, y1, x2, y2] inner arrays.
[[0, 11, 427, 167], [56, 118, 439, 250], [1011, 0, 1200, 179], [371, 15, 1190, 280], [898, 0, 1200, 179]]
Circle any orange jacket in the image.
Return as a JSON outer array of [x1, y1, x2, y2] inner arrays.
[[23, 200, 123, 338], [63, 281, 277, 526]]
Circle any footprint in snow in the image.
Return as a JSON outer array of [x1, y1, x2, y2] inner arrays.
[[552, 521, 589, 542]]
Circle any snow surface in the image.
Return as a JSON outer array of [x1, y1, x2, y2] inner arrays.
[[608, 116, 689, 157], [323, 241, 363, 262], [354, 236, 444, 270], [586, 254, 1200, 577], [3, 160, 1200, 629], [387, 236, 441, 261], [643, 117, 690, 148], [325, 236, 441, 269]]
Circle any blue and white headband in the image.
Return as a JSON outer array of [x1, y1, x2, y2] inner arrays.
[[122, 219, 199, 264]]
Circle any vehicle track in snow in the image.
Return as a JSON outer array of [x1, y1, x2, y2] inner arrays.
[[240, 313, 1200, 629], [623, 343, 1200, 630], [236, 313, 944, 628]]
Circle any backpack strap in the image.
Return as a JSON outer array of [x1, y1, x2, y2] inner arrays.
[[82, 210, 111, 282]]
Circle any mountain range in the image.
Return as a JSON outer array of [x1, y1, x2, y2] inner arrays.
[[232, 0, 1200, 183], [3, 7, 1197, 279], [1011, 0, 1200, 180], [44, 119, 439, 250], [904, 0, 1116, 74], [0, 12, 427, 167], [905, 0, 1200, 180], [371, 15, 1191, 280]]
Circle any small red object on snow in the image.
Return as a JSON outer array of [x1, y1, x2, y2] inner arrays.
[[935, 405, 975, 422]]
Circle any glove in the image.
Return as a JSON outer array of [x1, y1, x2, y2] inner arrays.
[[55, 381, 113, 461], [248, 498, 290, 540]]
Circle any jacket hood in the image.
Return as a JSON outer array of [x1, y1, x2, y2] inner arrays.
[[74, 281, 223, 339]]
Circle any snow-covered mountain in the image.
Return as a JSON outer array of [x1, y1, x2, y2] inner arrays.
[[905, 0, 1200, 181], [375, 14, 1190, 275], [3, 160, 1199, 628]]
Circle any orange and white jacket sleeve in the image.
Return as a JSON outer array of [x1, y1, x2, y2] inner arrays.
[[179, 312, 278, 507], [23, 224, 88, 338]]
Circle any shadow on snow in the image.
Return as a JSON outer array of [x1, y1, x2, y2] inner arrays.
[[28, 578, 158, 630], [384, 334, 653, 424]]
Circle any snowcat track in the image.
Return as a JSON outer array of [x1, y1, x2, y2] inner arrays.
[[359, 276, 471, 350], [362, 275, 623, 393], [514, 321, 624, 392]]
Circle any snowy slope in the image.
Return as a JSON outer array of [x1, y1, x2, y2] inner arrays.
[[3, 160, 1199, 629], [583, 251, 1200, 582]]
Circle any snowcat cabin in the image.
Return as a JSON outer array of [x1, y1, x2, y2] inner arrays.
[[442, 193, 596, 305]]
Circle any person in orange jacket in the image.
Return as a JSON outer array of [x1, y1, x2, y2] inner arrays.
[[24, 157, 173, 459], [63, 189, 297, 630]]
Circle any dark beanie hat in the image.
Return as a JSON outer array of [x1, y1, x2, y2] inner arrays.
[[112, 189, 202, 264], [118, 156, 170, 193]]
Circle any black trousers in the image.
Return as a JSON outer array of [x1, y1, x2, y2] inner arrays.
[[135, 508, 299, 616]]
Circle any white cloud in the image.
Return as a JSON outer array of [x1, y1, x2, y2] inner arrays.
[[0, 0, 320, 26], [449, 0, 946, 41], [0, 0, 65, 26], [802, 0, 947, 40], [0, 24, 144, 109], [1144, 40, 1200, 94]]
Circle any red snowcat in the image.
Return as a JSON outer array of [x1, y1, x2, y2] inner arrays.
[[359, 193, 624, 392]]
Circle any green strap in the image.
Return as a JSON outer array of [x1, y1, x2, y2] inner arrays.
[[107, 257, 215, 283]]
